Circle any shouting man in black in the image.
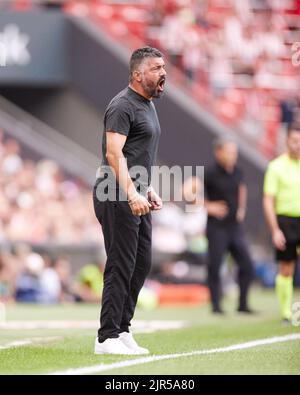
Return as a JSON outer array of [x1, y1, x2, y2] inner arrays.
[[93, 47, 166, 355]]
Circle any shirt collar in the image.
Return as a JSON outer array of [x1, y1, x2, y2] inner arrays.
[[127, 86, 151, 104], [215, 161, 235, 174]]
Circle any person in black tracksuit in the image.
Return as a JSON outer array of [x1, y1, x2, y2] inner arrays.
[[93, 47, 166, 355], [204, 137, 254, 314]]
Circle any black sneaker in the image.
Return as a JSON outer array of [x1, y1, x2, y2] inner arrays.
[[281, 318, 292, 327], [237, 307, 257, 314], [212, 307, 226, 315]]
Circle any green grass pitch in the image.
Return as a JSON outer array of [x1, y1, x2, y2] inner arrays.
[[0, 288, 299, 375]]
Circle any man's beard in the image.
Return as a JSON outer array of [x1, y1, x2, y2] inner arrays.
[[141, 77, 165, 99]]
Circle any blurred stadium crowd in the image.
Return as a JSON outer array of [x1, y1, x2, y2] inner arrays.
[[0, 128, 209, 303], [2, 0, 300, 152], [0, 242, 112, 303], [0, 129, 99, 244], [0, 128, 103, 303], [65, 0, 300, 158]]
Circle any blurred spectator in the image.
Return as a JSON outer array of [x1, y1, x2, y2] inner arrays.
[[0, 0, 67, 11], [277, 92, 298, 152], [43, 0, 64, 10], [0, 252, 14, 302], [54, 256, 74, 301], [160, 10, 185, 68], [73, 262, 104, 303], [15, 252, 44, 303], [152, 176, 208, 275], [258, 20, 285, 59], [181, 176, 207, 256], [39, 255, 62, 303], [182, 27, 205, 83], [208, 38, 233, 96], [152, 202, 187, 254], [279, 93, 297, 132]]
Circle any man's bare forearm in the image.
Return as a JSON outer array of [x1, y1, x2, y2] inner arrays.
[[263, 195, 279, 234], [106, 153, 137, 200], [238, 184, 247, 210]]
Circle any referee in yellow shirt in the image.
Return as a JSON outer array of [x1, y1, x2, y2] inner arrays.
[[263, 122, 300, 324]]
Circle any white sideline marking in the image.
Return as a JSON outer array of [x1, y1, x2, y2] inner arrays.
[[0, 337, 61, 351], [50, 333, 300, 375], [0, 320, 186, 333]]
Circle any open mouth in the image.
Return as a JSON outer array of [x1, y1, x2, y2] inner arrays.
[[157, 78, 166, 92]]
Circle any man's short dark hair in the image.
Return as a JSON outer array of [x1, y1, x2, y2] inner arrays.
[[213, 136, 237, 150], [129, 46, 162, 81], [288, 122, 300, 136]]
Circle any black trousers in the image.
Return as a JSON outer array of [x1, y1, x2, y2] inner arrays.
[[206, 221, 254, 311], [93, 183, 152, 342]]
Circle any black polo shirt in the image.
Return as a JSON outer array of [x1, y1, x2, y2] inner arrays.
[[101, 86, 161, 188], [204, 162, 244, 225]]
